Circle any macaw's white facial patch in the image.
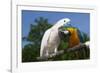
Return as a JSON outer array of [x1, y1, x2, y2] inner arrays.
[[63, 31, 69, 34]]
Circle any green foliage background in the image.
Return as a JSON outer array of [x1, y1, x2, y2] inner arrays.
[[22, 17, 90, 62]]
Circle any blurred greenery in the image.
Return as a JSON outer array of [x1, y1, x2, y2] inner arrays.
[[22, 17, 90, 62]]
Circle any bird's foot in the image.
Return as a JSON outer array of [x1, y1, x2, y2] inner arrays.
[[49, 53, 56, 58]]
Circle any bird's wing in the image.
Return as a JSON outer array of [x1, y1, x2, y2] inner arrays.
[[41, 29, 52, 48], [40, 29, 52, 56], [77, 29, 89, 43], [77, 29, 84, 43]]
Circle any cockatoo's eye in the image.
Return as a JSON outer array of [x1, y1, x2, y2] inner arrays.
[[64, 20, 66, 22]]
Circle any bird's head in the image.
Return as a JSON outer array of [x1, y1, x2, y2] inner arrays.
[[55, 18, 71, 29]]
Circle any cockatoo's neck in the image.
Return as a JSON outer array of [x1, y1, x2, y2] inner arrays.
[[52, 22, 63, 29]]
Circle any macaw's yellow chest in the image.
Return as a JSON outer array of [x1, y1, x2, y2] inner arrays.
[[67, 28, 80, 48]]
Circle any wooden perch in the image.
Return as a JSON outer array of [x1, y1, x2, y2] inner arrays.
[[37, 42, 89, 60]]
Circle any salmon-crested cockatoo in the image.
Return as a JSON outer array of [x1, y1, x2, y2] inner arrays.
[[40, 18, 71, 57]]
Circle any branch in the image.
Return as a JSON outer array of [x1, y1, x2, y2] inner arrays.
[[37, 42, 89, 60]]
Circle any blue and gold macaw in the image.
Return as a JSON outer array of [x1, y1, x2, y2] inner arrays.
[[66, 27, 80, 48], [58, 24, 90, 59], [67, 27, 89, 48], [59, 27, 89, 48]]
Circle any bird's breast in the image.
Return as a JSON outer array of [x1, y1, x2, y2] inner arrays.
[[67, 28, 80, 48]]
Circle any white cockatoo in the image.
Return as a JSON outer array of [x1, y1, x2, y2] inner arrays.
[[40, 18, 71, 57]]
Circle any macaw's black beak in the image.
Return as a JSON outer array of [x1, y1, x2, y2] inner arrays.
[[58, 30, 71, 41]]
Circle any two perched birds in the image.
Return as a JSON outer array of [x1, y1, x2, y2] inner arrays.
[[40, 18, 89, 57]]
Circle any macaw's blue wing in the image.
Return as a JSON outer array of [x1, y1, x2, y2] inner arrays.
[[77, 29, 90, 43]]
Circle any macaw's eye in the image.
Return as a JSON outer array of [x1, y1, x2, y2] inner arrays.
[[68, 30, 71, 36], [64, 20, 66, 22]]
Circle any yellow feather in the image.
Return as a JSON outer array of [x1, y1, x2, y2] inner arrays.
[[66, 28, 80, 48]]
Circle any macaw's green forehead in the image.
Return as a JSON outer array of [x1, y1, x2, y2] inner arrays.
[[64, 27, 78, 30]]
